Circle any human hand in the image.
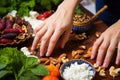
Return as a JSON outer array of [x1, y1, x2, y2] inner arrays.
[[91, 20, 120, 68], [31, 0, 80, 56]]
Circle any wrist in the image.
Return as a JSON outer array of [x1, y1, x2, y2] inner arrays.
[[58, 0, 82, 15]]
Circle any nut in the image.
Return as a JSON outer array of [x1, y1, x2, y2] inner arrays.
[[109, 66, 120, 78], [56, 63, 61, 69], [83, 47, 92, 58], [79, 45, 87, 50], [71, 50, 77, 58], [61, 57, 69, 63], [74, 54, 81, 59], [83, 52, 91, 58], [49, 57, 58, 65], [93, 63, 102, 72], [39, 58, 49, 63], [44, 59, 50, 65], [57, 53, 67, 63], [95, 32, 101, 38], [93, 63, 99, 68], [72, 50, 84, 58], [22, 25, 27, 33], [75, 33, 87, 40], [99, 69, 106, 77], [93, 63, 106, 77]]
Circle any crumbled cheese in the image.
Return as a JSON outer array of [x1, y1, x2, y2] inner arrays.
[[7, 10, 17, 17], [20, 47, 38, 58], [63, 62, 94, 80]]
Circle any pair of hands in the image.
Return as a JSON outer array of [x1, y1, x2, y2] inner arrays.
[[31, 1, 120, 68]]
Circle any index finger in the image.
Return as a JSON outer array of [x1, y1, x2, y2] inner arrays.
[[46, 29, 64, 56]]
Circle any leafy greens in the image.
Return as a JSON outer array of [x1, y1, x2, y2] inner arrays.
[[0, 0, 62, 17], [0, 47, 49, 80]]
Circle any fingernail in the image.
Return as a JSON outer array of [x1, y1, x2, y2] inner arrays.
[[96, 61, 101, 66], [116, 61, 119, 65], [91, 55, 94, 59], [46, 52, 50, 57], [31, 47, 33, 50], [103, 63, 107, 68], [40, 53, 43, 57]]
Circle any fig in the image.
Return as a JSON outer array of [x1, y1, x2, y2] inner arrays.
[[0, 38, 13, 44], [0, 22, 3, 31], [5, 19, 13, 28], [1, 33, 17, 39], [3, 28, 20, 34]]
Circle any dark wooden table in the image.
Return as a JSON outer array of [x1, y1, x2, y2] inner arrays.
[[48, 5, 120, 80], [19, 5, 120, 80]]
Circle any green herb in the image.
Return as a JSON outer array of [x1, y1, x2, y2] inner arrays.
[[0, 0, 63, 17], [74, 5, 84, 14], [0, 47, 49, 80], [0, 0, 83, 17]]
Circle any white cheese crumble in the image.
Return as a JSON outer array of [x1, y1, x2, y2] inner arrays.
[[63, 62, 94, 80], [7, 10, 17, 17], [20, 47, 38, 58]]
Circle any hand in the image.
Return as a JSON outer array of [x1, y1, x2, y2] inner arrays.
[[91, 20, 120, 68], [31, 0, 80, 56]]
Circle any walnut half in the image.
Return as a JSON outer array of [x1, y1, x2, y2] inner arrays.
[[109, 66, 120, 78]]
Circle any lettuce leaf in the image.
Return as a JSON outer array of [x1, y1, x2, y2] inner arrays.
[[0, 47, 49, 80]]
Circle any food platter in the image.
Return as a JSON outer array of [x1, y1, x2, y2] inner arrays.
[[0, 15, 33, 46]]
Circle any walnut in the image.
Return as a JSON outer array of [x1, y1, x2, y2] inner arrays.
[[71, 49, 84, 59], [79, 45, 87, 50], [83, 47, 92, 58], [109, 66, 120, 78], [99, 69, 106, 77], [93, 63, 106, 77]]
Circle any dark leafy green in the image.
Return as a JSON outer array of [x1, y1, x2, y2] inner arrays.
[[0, 0, 83, 17], [0, 0, 63, 17], [0, 47, 49, 80]]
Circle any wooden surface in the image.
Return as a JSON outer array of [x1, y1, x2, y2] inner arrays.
[[49, 6, 120, 80], [51, 19, 120, 80], [20, 5, 120, 80]]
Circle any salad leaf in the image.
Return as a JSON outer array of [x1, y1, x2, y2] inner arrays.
[[40, 0, 52, 10], [0, 63, 7, 70], [0, 47, 49, 80], [0, 70, 11, 78], [24, 57, 39, 69], [19, 70, 40, 80], [31, 64, 49, 76]]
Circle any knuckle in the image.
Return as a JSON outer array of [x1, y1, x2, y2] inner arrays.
[[94, 41, 99, 46], [35, 33, 40, 37], [50, 38, 56, 44], [99, 45, 106, 50], [42, 37, 48, 41], [118, 48, 120, 52], [108, 47, 114, 52]]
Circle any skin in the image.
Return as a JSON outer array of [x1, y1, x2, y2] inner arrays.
[[31, 0, 120, 68], [31, 0, 81, 56], [91, 20, 120, 68]]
